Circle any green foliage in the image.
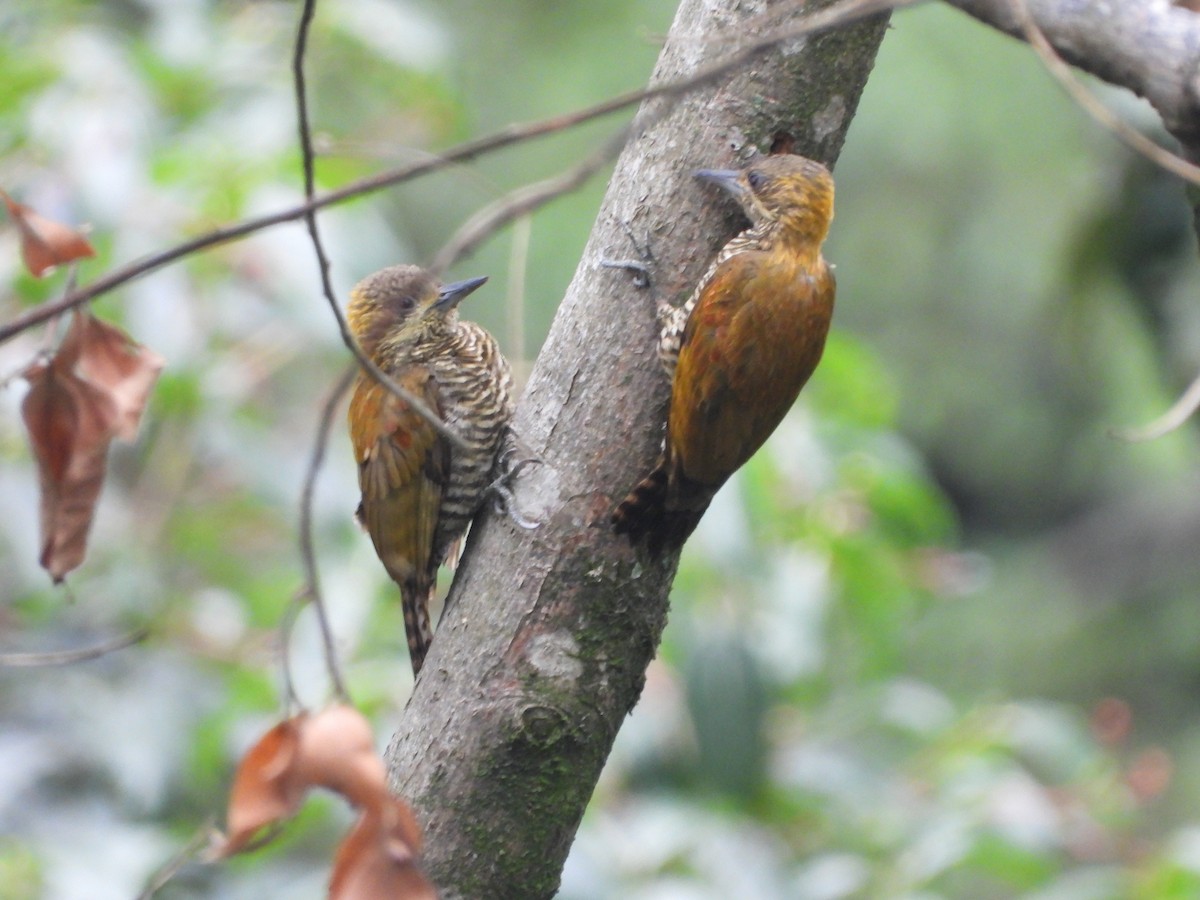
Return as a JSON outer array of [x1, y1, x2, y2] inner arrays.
[[568, 328, 1194, 897], [0, 841, 42, 900], [4, 0, 1200, 897]]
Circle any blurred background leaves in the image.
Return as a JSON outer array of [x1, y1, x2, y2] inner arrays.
[[3, 0, 1200, 897]]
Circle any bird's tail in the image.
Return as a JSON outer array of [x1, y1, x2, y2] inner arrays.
[[399, 579, 435, 677], [611, 458, 707, 554]]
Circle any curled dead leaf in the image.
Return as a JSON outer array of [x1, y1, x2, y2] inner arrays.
[[62, 309, 164, 441], [216, 705, 416, 860], [21, 356, 117, 583], [290, 704, 390, 811], [329, 803, 436, 900], [1, 189, 96, 277], [215, 717, 307, 857], [20, 309, 164, 581]]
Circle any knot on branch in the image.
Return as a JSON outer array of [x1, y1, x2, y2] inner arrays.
[[516, 705, 576, 750]]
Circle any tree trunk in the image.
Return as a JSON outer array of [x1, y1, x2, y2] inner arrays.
[[385, 1, 888, 896]]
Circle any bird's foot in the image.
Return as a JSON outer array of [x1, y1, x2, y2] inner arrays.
[[599, 220, 655, 290], [600, 258, 651, 288], [489, 439, 542, 530]]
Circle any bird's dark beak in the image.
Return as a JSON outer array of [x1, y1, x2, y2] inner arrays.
[[436, 275, 488, 310], [694, 168, 747, 200]]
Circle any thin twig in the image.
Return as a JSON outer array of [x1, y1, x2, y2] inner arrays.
[[431, 127, 633, 273], [292, 0, 352, 703], [290, 0, 463, 450], [1111, 368, 1200, 442], [279, 587, 307, 711], [295, 365, 356, 701], [0, 0, 905, 347], [1009, 0, 1200, 187], [0, 627, 149, 667], [1006, 0, 1200, 440], [136, 817, 216, 900], [0, 99, 639, 347]]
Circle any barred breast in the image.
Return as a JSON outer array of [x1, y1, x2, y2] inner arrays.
[[429, 321, 514, 567]]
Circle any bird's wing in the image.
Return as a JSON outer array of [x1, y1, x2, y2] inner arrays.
[[349, 367, 450, 585], [670, 252, 834, 485]]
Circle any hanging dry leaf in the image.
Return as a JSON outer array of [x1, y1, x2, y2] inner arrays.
[[216, 716, 307, 857], [328, 803, 436, 900], [1, 190, 96, 277], [216, 706, 433, 895], [289, 704, 391, 811], [21, 356, 118, 583], [216, 705, 407, 856], [20, 310, 164, 581], [64, 309, 164, 441]]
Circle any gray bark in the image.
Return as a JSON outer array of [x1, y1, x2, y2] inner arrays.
[[375, 0, 1200, 895], [384, 0, 888, 896]]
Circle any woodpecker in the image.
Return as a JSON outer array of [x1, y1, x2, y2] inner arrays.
[[347, 265, 513, 675], [612, 154, 836, 553]]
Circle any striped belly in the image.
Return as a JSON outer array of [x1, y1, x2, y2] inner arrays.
[[430, 326, 514, 565]]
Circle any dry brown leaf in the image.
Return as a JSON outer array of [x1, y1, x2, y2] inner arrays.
[[64, 309, 164, 441], [19, 310, 164, 581], [217, 706, 399, 856], [328, 804, 436, 900], [290, 704, 391, 811], [1, 190, 96, 277], [21, 356, 118, 583], [216, 704, 430, 897], [216, 716, 307, 857]]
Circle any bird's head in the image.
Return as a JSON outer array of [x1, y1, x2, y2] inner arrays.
[[347, 265, 487, 357], [695, 154, 834, 247]]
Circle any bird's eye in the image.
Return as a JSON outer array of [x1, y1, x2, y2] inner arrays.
[[747, 170, 767, 192], [397, 295, 417, 313]]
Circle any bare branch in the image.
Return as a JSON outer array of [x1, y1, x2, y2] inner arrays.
[[293, 365, 357, 701], [288, 0, 361, 705], [1112, 368, 1200, 442], [956, 0, 1200, 436], [0, 627, 149, 667], [136, 817, 216, 900], [945, 0, 1200, 145], [289, 0, 467, 453], [506, 215, 533, 367], [432, 128, 633, 273], [1007, 0, 1200, 185], [0, 0, 906, 349]]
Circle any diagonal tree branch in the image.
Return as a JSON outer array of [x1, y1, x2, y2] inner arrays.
[[944, 0, 1200, 147], [942, 0, 1200, 433], [384, 0, 890, 895], [290, 0, 356, 703], [1007, 0, 1200, 185], [0, 0, 896, 349], [0, 627, 148, 667]]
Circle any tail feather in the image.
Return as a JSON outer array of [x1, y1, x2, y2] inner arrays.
[[612, 459, 708, 554], [400, 579, 435, 676]]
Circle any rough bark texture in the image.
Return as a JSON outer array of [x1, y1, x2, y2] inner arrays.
[[384, 1, 888, 896], [376, 0, 1200, 894]]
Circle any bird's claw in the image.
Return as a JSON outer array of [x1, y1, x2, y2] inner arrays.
[[488, 442, 542, 530], [600, 258, 651, 289], [600, 220, 655, 290]]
